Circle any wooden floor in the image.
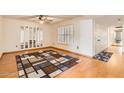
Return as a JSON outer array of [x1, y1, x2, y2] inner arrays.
[[0, 46, 124, 78]]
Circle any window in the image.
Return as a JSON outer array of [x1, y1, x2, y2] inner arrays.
[[20, 26, 43, 49], [58, 25, 74, 45]]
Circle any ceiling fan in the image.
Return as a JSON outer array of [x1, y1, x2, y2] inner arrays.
[[38, 15, 54, 24], [21, 15, 56, 24], [21, 15, 75, 24]]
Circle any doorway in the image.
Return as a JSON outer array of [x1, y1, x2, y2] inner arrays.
[[110, 26, 123, 54], [112, 29, 123, 47]]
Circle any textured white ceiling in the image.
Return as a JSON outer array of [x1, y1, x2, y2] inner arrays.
[[84, 15, 124, 26], [3, 15, 124, 26], [3, 15, 80, 24]]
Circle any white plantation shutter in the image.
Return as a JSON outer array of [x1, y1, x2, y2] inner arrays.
[[57, 24, 74, 44]]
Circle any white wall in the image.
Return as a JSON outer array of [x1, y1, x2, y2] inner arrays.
[[52, 17, 95, 57], [52, 17, 81, 53], [53, 17, 110, 56], [108, 26, 115, 47], [0, 16, 3, 52], [2, 18, 53, 52]]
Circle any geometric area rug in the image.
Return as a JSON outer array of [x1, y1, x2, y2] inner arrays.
[[93, 51, 113, 62], [16, 50, 79, 78]]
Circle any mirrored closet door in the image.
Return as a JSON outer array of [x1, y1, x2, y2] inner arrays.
[[20, 26, 43, 50]]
